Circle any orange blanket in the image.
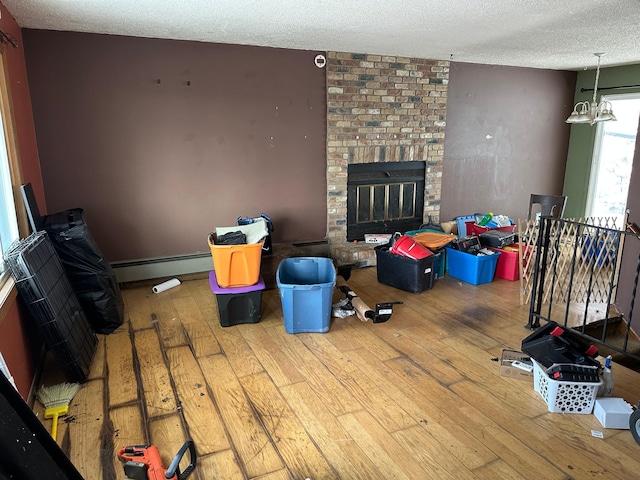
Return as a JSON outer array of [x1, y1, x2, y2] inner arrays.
[[411, 231, 456, 249]]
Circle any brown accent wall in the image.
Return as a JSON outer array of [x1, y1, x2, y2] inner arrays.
[[23, 30, 327, 262], [0, 1, 47, 398], [326, 52, 448, 248], [440, 62, 576, 222], [0, 7, 44, 209], [0, 299, 42, 396]]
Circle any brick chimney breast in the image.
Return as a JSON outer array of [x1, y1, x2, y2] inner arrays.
[[326, 52, 449, 265]]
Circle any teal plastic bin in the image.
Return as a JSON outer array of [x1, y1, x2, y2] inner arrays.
[[276, 257, 336, 333], [445, 247, 500, 285], [433, 249, 446, 279]]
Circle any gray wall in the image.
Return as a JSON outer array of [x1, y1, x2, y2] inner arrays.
[[440, 62, 576, 223]]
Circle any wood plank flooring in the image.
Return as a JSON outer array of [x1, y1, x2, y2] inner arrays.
[[34, 267, 640, 480]]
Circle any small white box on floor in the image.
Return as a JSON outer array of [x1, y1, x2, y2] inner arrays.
[[594, 398, 633, 429], [365, 234, 392, 244]]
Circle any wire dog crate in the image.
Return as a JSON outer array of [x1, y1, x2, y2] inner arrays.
[[5, 232, 97, 383]]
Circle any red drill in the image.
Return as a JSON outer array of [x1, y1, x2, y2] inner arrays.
[[117, 441, 196, 480]]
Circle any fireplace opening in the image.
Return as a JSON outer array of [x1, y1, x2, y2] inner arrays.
[[347, 161, 425, 241]]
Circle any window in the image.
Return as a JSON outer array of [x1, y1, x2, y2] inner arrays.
[[0, 110, 19, 273], [0, 47, 24, 277], [586, 93, 640, 217]]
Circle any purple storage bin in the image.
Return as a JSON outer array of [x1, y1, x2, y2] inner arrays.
[[209, 271, 265, 326]]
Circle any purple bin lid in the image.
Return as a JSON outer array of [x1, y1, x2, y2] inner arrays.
[[209, 270, 265, 294]]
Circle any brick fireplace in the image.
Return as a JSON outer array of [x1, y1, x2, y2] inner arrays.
[[326, 52, 449, 265]]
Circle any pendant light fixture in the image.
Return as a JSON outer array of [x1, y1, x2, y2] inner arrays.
[[566, 53, 616, 125]]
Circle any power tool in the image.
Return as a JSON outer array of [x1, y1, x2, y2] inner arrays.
[[117, 440, 196, 480]]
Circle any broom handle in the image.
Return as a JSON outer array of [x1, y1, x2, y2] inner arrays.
[[51, 411, 60, 442]]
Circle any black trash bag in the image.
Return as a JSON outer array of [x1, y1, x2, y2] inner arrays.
[[43, 209, 124, 334]]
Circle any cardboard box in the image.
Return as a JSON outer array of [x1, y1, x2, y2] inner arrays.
[[499, 349, 533, 381], [365, 234, 392, 244], [594, 398, 633, 429]]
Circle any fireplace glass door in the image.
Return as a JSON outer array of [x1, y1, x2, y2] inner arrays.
[[347, 161, 425, 241]]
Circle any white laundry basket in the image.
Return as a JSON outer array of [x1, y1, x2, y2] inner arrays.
[[533, 360, 601, 414]]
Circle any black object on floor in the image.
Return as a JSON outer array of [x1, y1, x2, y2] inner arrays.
[[21, 183, 124, 334], [0, 372, 84, 479], [521, 321, 600, 369]]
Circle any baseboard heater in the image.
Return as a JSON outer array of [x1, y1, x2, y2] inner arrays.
[[111, 252, 213, 283], [110, 240, 330, 284]]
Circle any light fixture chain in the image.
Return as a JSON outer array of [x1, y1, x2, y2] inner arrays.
[[565, 53, 615, 125], [593, 54, 601, 105]]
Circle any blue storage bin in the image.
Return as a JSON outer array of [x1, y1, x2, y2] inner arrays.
[[446, 247, 501, 285], [581, 234, 617, 266], [455, 215, 476, 238], [276, 257, 336, 333]]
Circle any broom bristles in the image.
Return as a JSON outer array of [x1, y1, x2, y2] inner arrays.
[[37, 382, 82, 408]]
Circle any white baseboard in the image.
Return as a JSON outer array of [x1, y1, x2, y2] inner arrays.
[[111, 253, 212, 283]]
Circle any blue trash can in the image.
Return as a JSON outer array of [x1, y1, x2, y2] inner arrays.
[[276, 257, 336, 333]]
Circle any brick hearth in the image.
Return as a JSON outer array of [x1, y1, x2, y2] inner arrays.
[[331, 241, 378, 267]]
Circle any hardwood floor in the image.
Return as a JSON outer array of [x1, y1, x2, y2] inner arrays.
[[34, 267, 640, 479]]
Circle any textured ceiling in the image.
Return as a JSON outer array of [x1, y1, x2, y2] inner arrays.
[[3, 0, 640, 71]]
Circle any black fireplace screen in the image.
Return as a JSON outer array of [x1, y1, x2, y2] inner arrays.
[[347, 161, 425, 241]]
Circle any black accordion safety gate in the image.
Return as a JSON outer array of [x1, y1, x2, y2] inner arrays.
[[527, 216, 640, 364]]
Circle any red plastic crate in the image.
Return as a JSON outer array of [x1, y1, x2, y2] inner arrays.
[[465, 221, 516, 237], [489, 246, 519, 281], [488, 244, 532, 281]]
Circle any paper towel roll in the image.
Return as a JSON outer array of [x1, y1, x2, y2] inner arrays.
[[152, 278, 181, 294]]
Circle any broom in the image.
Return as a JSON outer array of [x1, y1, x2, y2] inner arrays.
[[36, 382, 81, 441]]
